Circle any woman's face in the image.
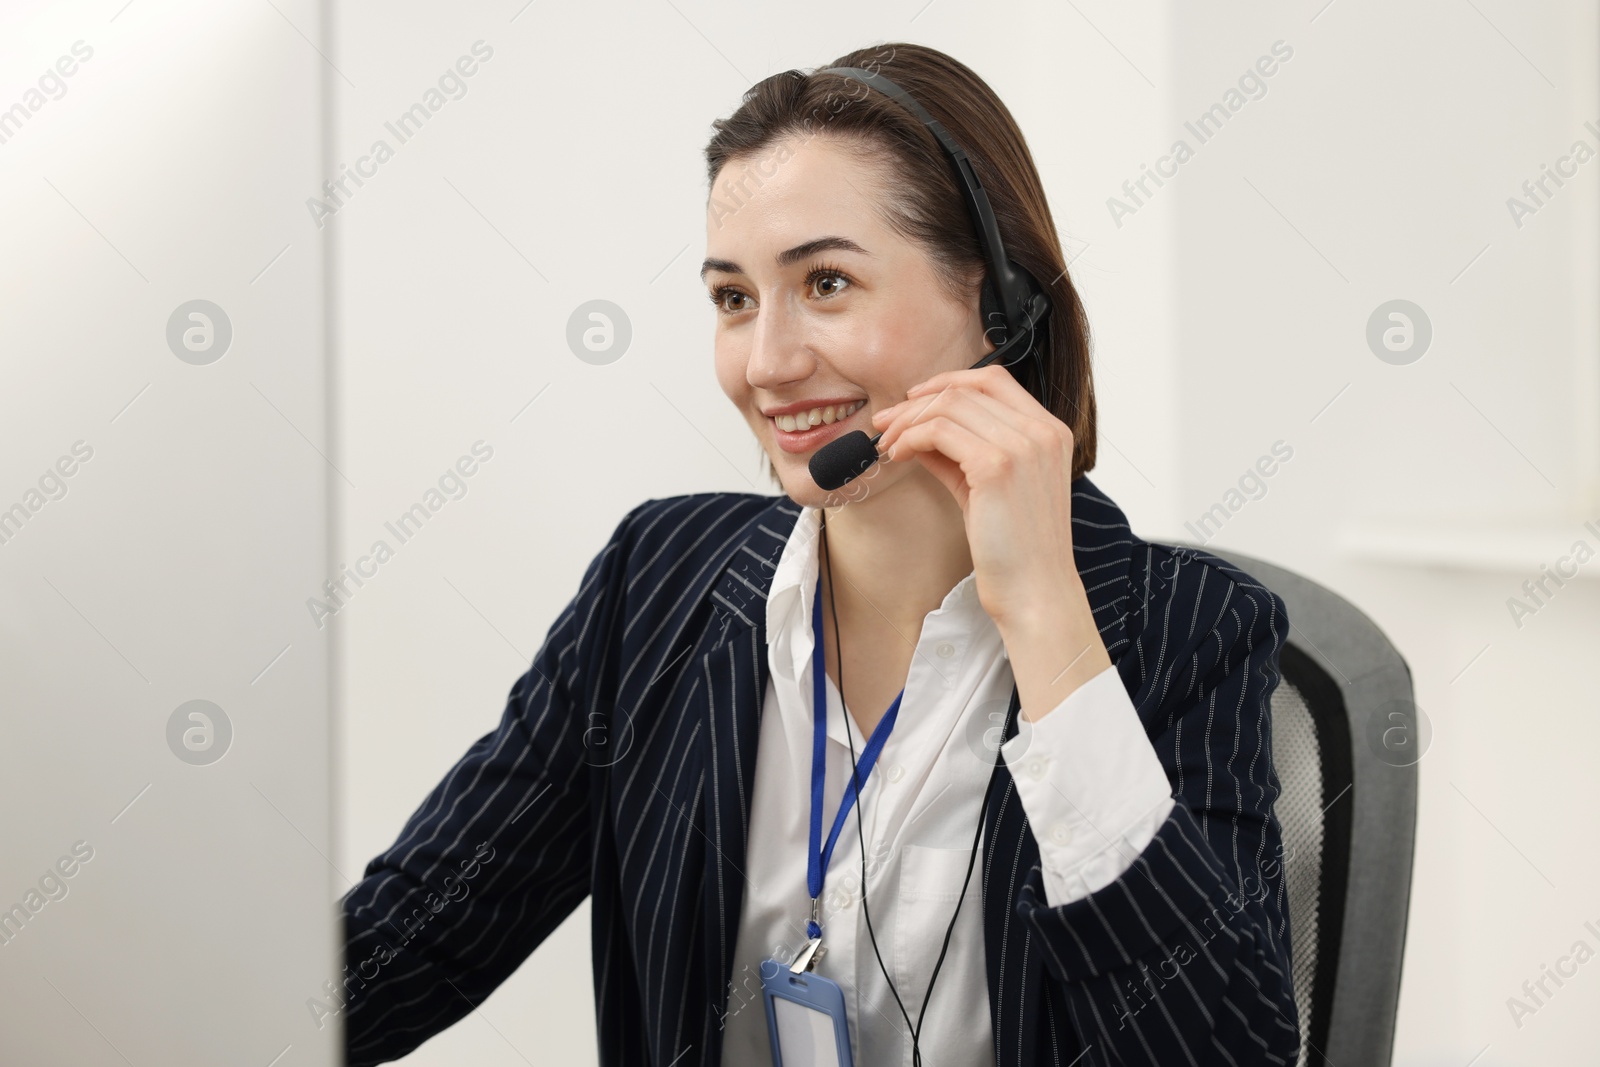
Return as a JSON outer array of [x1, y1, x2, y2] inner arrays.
[[704, 134, 990, 508]]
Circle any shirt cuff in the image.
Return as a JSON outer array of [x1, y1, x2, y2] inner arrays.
[[999, 663, 1175, 907]]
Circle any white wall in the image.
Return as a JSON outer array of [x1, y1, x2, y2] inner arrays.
[[0, 0, 335, 1064]]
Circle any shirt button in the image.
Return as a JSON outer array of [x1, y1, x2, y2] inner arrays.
[[1048, 822, 1073, 845], [1023, 755, 1048, 781], [936, 641, 956, 659], [885, 763, 904, 783]]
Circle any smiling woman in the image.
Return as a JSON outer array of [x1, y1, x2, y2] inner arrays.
[[338, 40, 1298, 1067], [701, 49, 1097, 498]]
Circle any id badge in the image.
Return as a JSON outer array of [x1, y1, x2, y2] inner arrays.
[[760, 957, 854, 1067]]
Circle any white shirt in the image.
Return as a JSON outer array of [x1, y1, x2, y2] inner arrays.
[[720, 505, 1175, 1067]]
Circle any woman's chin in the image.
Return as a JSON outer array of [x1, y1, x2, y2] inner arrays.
[[784, 472, 884, 511], [769, 462, 831, 506]]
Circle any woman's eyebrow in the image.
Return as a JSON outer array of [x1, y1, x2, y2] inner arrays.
[[699, 235, 871, 279]]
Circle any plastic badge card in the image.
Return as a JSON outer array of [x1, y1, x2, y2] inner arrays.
[[760, 959, 854, 1067]]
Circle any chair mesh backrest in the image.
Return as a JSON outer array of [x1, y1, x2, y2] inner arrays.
[[1271, 677, 1323, 1065], [1189, 546, 1406, 1066], [1271, 644, 1353, 1066]]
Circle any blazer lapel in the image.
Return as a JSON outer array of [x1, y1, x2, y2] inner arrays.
[[1061, 474, 1136, 657], [692, 496, 800, 1031]]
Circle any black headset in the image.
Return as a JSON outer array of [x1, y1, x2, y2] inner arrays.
[[811, 63, 1044, 1066], [807, 65, 1054, 492]]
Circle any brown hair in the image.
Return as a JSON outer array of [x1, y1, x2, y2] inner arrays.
[[704, 41, 1098, 486]]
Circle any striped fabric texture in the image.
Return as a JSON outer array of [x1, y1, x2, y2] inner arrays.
[[339, 476, 1301, 1066]]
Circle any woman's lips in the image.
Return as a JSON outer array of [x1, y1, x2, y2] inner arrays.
[[771, 404, 864, 454]]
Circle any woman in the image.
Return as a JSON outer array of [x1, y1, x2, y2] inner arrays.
[[339, 42, 1299, 1067]]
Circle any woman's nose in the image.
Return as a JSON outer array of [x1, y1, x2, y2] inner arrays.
[[745, 299, 816, 388]]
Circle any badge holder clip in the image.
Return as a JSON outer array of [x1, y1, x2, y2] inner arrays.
[[760, 914, 853, 1067]]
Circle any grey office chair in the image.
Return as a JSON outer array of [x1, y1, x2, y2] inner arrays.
[[1174, 544, 1417, 1067]]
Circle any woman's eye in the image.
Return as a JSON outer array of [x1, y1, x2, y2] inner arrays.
[[809, 271, 849, 298], [709, 287, 751, 313]]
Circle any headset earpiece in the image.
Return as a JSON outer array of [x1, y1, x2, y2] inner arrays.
[[979, 277, 1006, 346]]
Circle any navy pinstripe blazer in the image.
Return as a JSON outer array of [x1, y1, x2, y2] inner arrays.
[[339, 476, 1301, 1066]]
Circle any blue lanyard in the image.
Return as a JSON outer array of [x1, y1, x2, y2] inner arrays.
[[807, 578, 903, 939]]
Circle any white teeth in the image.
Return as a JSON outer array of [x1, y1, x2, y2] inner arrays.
[[775, 400, 863, 432]]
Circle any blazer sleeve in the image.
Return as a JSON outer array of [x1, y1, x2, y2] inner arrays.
[[335, 502, 641, 1066], [1012, 545, 1301, 1065]]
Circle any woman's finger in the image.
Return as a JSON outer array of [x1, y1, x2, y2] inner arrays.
[[907, 363, 1050, 422], [879, 383, 1032, 462], [887, 412, 1014, 488]]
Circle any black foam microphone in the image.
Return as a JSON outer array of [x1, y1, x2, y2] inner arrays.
[[809, 428, 881, 491]]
